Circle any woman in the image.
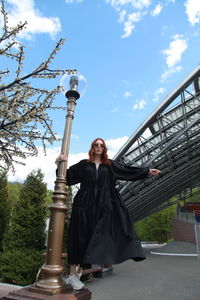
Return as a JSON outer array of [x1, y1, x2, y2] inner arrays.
[[56, 138, 161, 290]]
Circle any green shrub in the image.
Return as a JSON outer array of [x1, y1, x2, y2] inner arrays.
[[1, 248, 44, 286]]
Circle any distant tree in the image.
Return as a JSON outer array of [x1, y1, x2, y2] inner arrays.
[[7, 182, 21, 222], [3, 169, 48, 250], [187, 189, 200, 203], [0, 171, 8, 251], [0, 0, 75, 172], [135, 204, 176, 243], [1, 169, 48, 285]]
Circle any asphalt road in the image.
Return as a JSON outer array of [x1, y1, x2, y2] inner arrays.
[[86, 248, 200, 300]]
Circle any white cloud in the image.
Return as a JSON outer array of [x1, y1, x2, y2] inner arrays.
[[121, 11, 144, 38], [4, 0, 61, 40], [8, 137, 129, 189], [8, 146, 60, 190], [161, 24, 174, 36], [8, 146, 87, 190], [162, 34, 188, 68], [160, 65, 182, 81], [67, 152, 88, 166], [124, 91, 133, 97], [118, 9, 127, 23], [111, 107, 119, 112], [105, 0, 151, 11], [152, 87, 165, 102], [185, 0, 200, 25], [133, 99, 147, 110], [160, 34, 187, 82], [105, 0, 151, 38], [65, 0, 84, 3], [142, 128, 152, 139], [106, 136, 129, 152], [133, 0, 151, 10], [151, 3, 163, 16], [121, 21, 136, 38]]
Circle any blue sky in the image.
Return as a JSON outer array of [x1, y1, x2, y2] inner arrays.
[[3, 0, 200, 188]]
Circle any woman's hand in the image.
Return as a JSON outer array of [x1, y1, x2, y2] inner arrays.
[[55, 152, 67, 165], [149, 169, 161, 176]]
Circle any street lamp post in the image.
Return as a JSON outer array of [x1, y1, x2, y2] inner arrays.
[[30, 71, 88, 295], [3, 71, 92, 300]]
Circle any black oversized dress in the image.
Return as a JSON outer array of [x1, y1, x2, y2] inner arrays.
[[66, 159, 149, 265]]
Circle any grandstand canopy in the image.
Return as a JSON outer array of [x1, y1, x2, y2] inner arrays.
[[114, 65, 200, 222]]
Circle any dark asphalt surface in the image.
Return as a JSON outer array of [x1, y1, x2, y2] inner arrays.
[[85, 242, 200, 300]]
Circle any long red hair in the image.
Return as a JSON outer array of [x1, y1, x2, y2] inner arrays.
[[87, 138, 110, 165]]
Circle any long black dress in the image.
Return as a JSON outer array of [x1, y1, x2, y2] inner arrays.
[[66, 159, 149, 265]]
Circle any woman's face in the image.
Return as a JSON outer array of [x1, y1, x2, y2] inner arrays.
[[93, 139, 104, 156]]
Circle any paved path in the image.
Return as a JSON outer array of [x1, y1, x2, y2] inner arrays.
[[149, 240, 197, 256], [0, 284, 21, 299], [86, 243, 200, 300]]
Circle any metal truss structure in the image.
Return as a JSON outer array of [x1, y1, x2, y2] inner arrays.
[[114, 65, 200, 222]]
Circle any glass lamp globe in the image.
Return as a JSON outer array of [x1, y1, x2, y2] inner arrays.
[[60, 71, 87, 98]]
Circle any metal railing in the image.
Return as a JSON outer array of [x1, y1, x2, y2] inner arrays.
[[194, 216, 200, 260], [176, 207, 196, 223]]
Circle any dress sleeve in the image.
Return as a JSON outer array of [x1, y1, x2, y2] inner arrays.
[[111, 160, 149, 181], [66, 159, 86, 186]]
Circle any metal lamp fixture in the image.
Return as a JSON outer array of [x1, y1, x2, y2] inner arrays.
[[60, 71, 87, 98]]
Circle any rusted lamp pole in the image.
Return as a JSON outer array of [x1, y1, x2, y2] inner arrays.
[[31, 71, 87, 295]]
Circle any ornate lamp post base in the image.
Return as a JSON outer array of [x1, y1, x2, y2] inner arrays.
[[3, 286, 91, 300]]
